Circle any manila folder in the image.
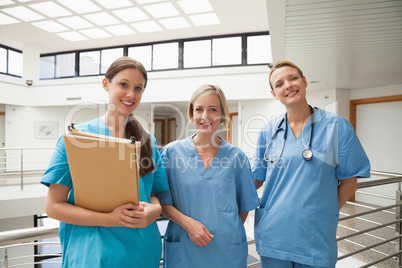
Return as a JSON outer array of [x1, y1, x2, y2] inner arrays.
[[63, 130, 140, 213]]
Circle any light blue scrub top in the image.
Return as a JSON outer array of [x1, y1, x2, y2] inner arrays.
[[156, 136, 260, 268], [251, 109, 370, 267], [41, 118, 169, 268]]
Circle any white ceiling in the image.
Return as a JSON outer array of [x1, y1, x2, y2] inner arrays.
[[1, 0, 402, 94]]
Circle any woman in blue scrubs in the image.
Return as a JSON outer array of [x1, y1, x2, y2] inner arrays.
[[252, 61, 371, 268], [41, 57, 169, 267], [157, 85, 260, 267]]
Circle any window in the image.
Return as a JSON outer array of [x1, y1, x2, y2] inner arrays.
[[80, 51, 100, 76], [8, 49, 23, 76], [101, 48, 124, 74], [128, 45, 152, 71], [212, 37, 241, 66], [183, 40, 211, 68], [247, 35, 272, 64], [56, 53, 75, 78], [0, 47, 7, 73], [40, 56, 55, 79], [152, 42, 178, 70]]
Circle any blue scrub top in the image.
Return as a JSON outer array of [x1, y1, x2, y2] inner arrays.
[[41, 118, 169, 268], [156, 136, 260, 268], [251, 109, 370, 267]]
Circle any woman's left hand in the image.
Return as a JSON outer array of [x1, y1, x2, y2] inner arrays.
[[118, 201, 162, 228]]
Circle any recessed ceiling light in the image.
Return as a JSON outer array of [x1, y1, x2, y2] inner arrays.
[[57, 0, 101, 14], [159, 17, 190, 30], [177, 0, 213, 14], [104, 24, 136, 36], [135, 0, 164, 4], [189, 13, 220, 26], [2, 6, 44, 22], [84, 12, 121, 26], [144, 2, 180, 18], [131, 21, 162, 33], [80, 28, 112, 39], [57, 16, 94, 29], [32, 20, 69, 33], [29, 2, 72, 18], [0, 12, 20, 25], [94, 0, 132, 9], [57, 31, 88, 41], [113, 7, 149, 22], [0, 0, 15, 6]]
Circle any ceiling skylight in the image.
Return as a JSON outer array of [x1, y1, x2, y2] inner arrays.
[[0, 12, 19, 25], [177, 0, 213, 14], [105, 24, 136, 36], [131, 21, 162, 33], [113, 7, 149, 22], [80, 28, 112, 39], [32, 20, 69, 33], [57, 16, 94, 30], [135, 0, 164, 4], [29, 1, 72, 18], [84, 12, 121, 26], [0, 0, 15, 6], [189, 13, 220, 26], [2, 6, 44, 21], [94, 0, 133, 9], [57, 0, 101, 14], [144, 2, 180, 18], [159, 17, 190, 30], [57, 31, 88, 41]]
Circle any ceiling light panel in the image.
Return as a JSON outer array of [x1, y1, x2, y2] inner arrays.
[[57, 0, 101, 14], [29, 2, 72, 18], [144, 2, 180, 18], [80, 28, 111, 39], [2, 6, 44, 22], [32, 20, 69, 33], [94, 0, 133, 9], [177, 0, 213, 14], [57, 31, 88, 41], [0, 0, 15, 6], [16, 0, 34, 2], [0, 12, 19, 25], [84, 12, 121, 26], [104, 24, 135, 36], [113, 7, 149, 22], [159, 17, 190, 30], [131, 20, 162, 33], [135, 0, 164, 4], [189, 13, 220, 26], [57, 16, 94, 29]]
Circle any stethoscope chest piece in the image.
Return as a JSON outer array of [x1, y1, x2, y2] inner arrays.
[[302, 149, 313, 161]]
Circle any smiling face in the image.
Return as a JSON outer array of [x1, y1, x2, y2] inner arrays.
[[102, 68, 145, 117], [192, 93, 222, 136], [269, 65, 308, 107]]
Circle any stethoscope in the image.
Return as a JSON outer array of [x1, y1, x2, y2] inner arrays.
[[264, 105, 315, 163]]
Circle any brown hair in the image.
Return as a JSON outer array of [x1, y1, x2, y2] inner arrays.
[[105, 57, 154, 177], [268, 61, 304, 91], [187, 84, 229, 128]]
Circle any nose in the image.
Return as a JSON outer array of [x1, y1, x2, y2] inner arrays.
[[201, 111, 210, 122], [126, 88, 136, 98]]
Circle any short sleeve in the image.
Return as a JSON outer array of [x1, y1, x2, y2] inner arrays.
[[336, 119, 370, 180], [41, 136, 72, 188], [235, 152, 260, 212], [251, 126, 269, 181], [150, 137, 169, 194], [155, 147, 174, 205]]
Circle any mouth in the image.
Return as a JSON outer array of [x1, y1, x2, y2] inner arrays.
[[121, 100, 134, 107], [286, 90, 298, 97], [200, 122, 212, 128]]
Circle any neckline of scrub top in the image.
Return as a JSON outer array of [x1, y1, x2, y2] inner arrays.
[[188, 134, 226, 175], [286, 107, 319, 141], [99, 117, 116, 137]]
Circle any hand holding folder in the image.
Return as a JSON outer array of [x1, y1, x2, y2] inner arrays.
[[63, 126, 141, 213]]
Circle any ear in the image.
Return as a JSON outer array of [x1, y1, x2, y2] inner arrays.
[[303, 76, 308, 88], [271, 89, 279, 100], [102, 77, 109, 91]]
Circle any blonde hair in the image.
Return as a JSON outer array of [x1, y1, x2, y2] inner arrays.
[[268, 60, 304, 91], [188, 85, 229, 128]]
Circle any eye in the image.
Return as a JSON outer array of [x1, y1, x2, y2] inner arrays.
[[275, 82, 283, 88], [195, 108, 203, 112], [135, 86, 144, 92], [210, 108, 217, 112], [291, 76, 298, 81], [120, 82, 128, 88]]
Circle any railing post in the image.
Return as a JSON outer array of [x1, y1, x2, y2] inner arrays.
[[395, 190, 402, 268], [20, 149, 23, 190], [4, 248, 8, 268]]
